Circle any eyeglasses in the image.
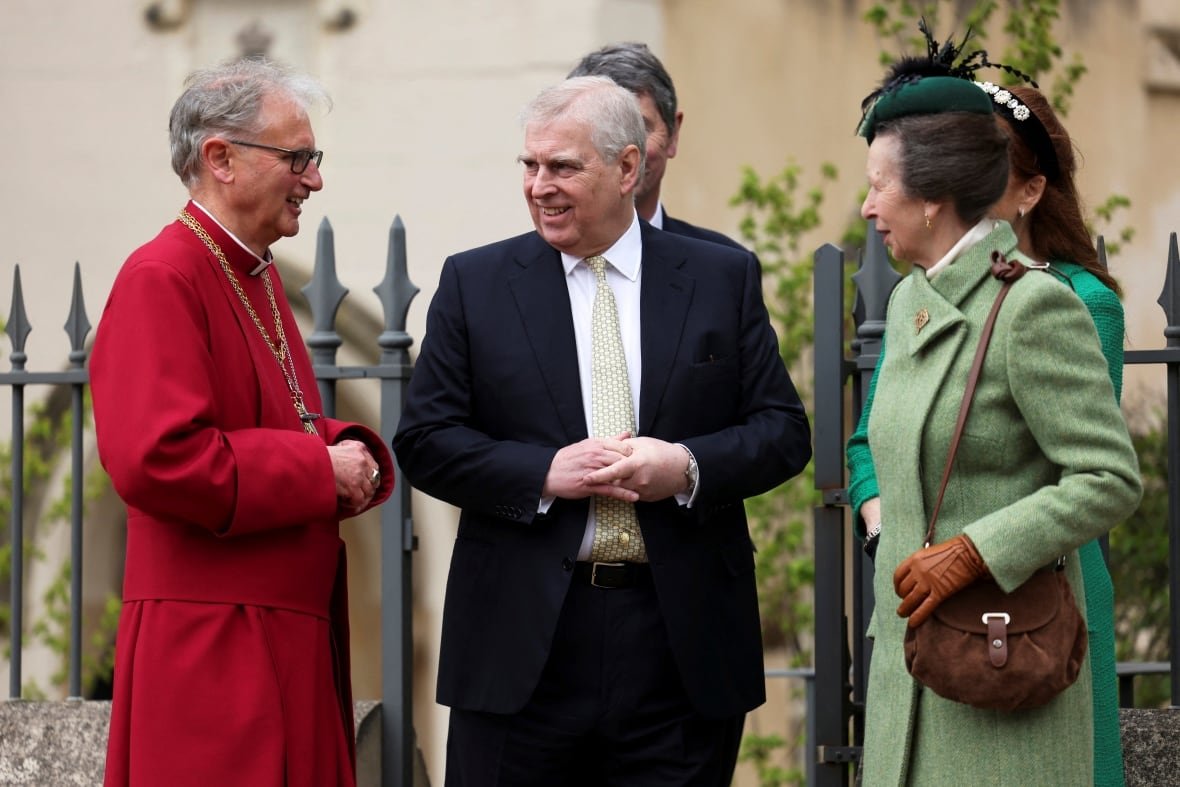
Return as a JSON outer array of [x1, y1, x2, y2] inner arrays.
[[228, 140, 324, 174]]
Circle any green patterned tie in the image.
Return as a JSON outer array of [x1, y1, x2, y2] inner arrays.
[[585, 255, 647, 563]]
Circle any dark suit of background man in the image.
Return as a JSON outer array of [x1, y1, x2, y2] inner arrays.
[[568, 41, 746, 250], [393, 75, 811, 786]]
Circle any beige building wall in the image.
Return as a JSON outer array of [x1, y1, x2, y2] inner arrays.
[[664, 0, 1180, 415], [2, 0, 1178, 783]]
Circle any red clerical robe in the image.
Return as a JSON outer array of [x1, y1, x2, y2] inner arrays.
[[90, 202, 393, 787]]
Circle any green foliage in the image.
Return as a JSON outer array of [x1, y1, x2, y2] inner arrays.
[[732, 162, 838, 366], [21, 681, 48, 701], [27, 559, 122, 697], [0, 543, 9, 641], [30, 560, 73, 689], [731, 161, 840, 784], [998, 1, 1061, 77], [1110, 422, 1170, 708], [1091, 194, 1136, 259], [739, 732, 804, 787], [864, 0, 998, 63], [731, 161, 839, 647], [995, 0, 1087, 114], [1, 399, 74, 646], [84, 594, 122, 695]]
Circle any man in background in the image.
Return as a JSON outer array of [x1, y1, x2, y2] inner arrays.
[[569, 41, 747, 249]]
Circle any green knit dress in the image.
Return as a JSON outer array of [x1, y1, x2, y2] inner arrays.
[[845, 260, 1126, 787]]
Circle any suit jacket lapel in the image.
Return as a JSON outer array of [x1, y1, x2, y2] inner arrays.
[[506, 237, 588, 443], [637, 224, 694, 435]]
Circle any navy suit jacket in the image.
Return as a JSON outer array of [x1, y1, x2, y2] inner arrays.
[[393, 221, 811, 718], [661, 210, 746, 250]]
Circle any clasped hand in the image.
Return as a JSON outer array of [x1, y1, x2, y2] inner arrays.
[[543, 434, 689, 502], [892, 534, 988, 628], [328, 439, 380, 512]]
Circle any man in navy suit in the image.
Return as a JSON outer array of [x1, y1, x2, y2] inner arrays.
[[393, 76, 810, 786], [568, 42, 745, 250]]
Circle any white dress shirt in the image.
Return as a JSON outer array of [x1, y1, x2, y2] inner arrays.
[[650, 202, 666, 229]]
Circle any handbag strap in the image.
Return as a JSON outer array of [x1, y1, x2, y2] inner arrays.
[[922, 251, 1030, 546]]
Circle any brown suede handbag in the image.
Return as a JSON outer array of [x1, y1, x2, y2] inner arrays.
[[902, 252, 1088, 712]]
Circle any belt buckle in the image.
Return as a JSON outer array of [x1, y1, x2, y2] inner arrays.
[[590, 561, 625, 588]]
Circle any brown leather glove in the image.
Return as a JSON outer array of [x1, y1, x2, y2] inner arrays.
[[893, 534, 988, 628]]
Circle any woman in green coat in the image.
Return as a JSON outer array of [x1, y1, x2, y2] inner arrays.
[[849, 60, 1142, 786], [848, 84, 1130, 785]]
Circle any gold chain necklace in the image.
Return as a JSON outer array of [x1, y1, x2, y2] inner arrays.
[[178, 209, 319, 435]]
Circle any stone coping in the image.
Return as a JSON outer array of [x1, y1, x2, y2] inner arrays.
[[0, 700, 427, 786]]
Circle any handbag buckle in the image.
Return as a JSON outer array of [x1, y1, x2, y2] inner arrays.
[[983, 612, 1011, 668]]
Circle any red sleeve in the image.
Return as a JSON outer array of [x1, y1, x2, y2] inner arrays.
[[323, 418, 395, 515], [91, 254, 341, 536]]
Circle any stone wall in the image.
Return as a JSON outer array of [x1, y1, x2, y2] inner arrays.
[[0, 701, 429, 786], [1, 700, 1175, 785]]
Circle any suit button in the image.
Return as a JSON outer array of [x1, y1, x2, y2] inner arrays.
[[561, 558, 574, 571]]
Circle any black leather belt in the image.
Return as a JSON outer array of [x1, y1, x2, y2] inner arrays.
[[573, 561, 652, 589]]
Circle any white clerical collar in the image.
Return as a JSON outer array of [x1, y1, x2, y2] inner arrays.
[[926, 218, 996, 279], [189, 200, 274, 276], [650, 202, 666, 230], [561, 211, 643, 280]]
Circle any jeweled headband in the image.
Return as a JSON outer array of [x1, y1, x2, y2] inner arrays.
[[974, 81, 1062, 182]]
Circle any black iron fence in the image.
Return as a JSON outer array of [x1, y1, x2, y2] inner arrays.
[[4, 222, 1179, 787], [1, 216, 419, 787], [811, 228, 1180, 786]]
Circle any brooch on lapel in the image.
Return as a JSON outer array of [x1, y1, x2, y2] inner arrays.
[[915, 308, 929, 334]]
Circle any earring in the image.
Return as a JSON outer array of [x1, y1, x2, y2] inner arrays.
[[925, 213, 931, 230], [1018, 207, 1026, 218]]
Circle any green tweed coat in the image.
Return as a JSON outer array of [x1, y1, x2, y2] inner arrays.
[[860, 222, 1142, 786], [848, 258, 1129, 785]]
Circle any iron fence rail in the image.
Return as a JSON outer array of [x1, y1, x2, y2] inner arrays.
[[2, 218, 418, 787], [812, 229, 1180, 784], [3, 264, 91, 701], [4, 225, 1178, 787]]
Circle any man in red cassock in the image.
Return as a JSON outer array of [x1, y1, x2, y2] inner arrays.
[[90, 58, 393, 787]]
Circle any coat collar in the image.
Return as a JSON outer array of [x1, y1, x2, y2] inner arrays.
[[901, 221, 1020, 357]]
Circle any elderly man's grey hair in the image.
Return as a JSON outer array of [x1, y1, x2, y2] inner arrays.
[[169, 57, 330, 188], [521, 75, 647, 179]]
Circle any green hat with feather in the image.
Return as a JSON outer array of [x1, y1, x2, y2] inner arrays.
[[856, 20, 1034, 143]]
